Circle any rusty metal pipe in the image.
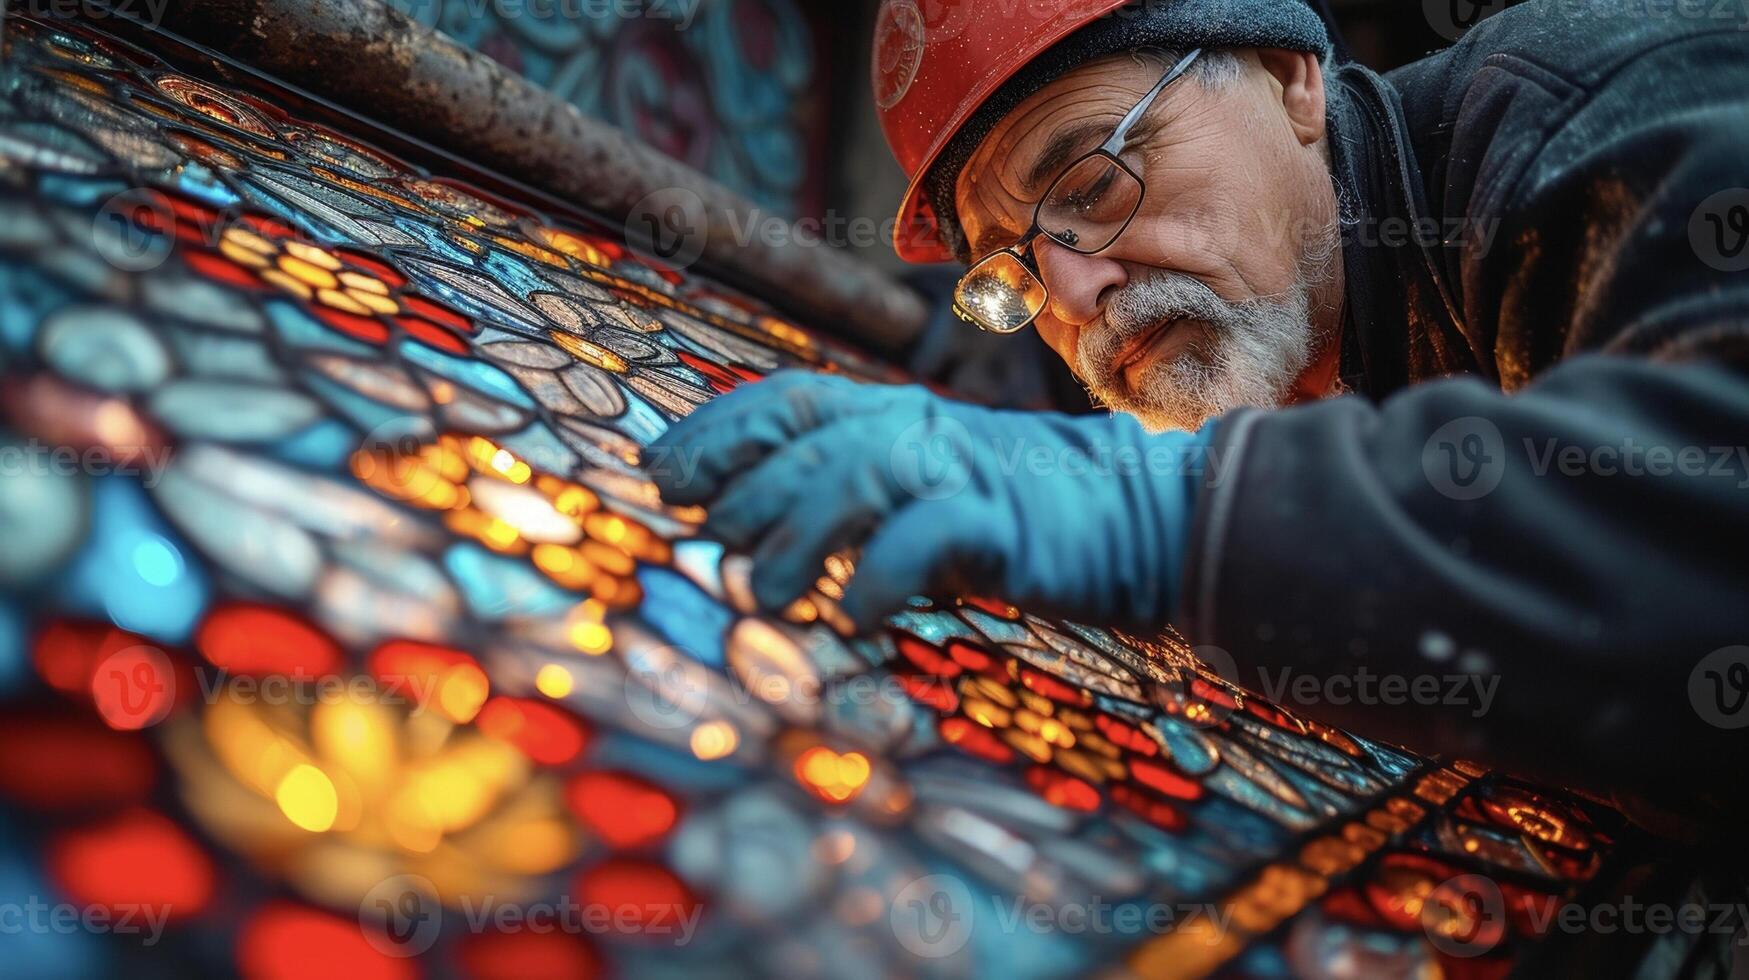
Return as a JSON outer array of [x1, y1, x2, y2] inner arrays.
[[148, 0, 930, 354]]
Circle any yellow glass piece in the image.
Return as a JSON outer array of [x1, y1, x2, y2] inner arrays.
[[758, 316, 815, 351], [424, 439, 471, 482], [795, 747, 872, 803], [219, 238, 272, 269], [548, 330, 629, 373], [1000, 728, 1053, 764], [579, 540, 634, 577], [345, 288, 400, 315], [435, 662, 490, 724], [339, 270, 390, 295], [535, 227, 613, 267], [492, 234, 569, 268], [550, 484, 600, 517], [275, 763, 339, 832], [284, 239, 342, 270], [311, 698, 398, 790], [315, 287, 371, 315], [962, 697, 1011, 729], [690, 720, 738, 760], [532, 543, 596, 590], [259, 268, 313, 300], [535, 663, 575, 699], [220, 226, 275, 255], [962, 674, 1018, 708], [566, 618, 613, 655], [278, 253, 341, 290]]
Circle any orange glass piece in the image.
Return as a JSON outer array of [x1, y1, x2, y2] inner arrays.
[[565, 771, 680, 849], [196, 603, 343, 677], [238, 903, 417, 980], [477, 697, 590, 765], [48, 808, 216, 920]]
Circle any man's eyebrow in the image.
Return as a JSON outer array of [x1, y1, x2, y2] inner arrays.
[[1022, 121, 1109, 192]]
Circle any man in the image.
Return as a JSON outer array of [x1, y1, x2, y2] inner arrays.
[[650, 0, 1749, 827]]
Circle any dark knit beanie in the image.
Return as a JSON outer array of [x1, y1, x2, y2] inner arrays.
[[924, 0, 1332, 262]]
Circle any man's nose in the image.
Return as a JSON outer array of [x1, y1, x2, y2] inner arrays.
[[1034, 237, 1126, 325]]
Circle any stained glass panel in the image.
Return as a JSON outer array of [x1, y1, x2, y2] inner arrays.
[[0, 11, 1666, 978]]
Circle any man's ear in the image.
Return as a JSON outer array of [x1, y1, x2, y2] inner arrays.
[[1255, 48, 1326, 146]]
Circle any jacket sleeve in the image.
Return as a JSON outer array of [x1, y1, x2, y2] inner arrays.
[[1181, 31, 1749, 824]]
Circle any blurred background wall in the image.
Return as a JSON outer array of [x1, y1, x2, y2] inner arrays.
[[402, 0, 1530, 274]]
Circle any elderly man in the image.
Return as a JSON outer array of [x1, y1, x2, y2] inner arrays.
[[651, 0, 1749, 827]]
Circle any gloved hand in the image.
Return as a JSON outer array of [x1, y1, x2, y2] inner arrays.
[[646, 371, 1218, 632]]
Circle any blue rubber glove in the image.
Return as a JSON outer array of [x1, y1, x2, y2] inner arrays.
[[646, 371, 1217, 632]]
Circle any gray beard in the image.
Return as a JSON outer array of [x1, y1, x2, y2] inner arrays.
[[1073, 232, 1337, 433]]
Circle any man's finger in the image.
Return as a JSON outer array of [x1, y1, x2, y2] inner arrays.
[[839, 499, 998, 631], [647, 371, 854, 503], [747, 444, 897, 612], [701, 425, 841, 549]]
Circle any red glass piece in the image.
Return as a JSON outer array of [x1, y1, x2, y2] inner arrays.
[[459, 929, 601, 980], [48, 808, 215, 921], [396, 315, 469, 354], [897, 674, 958, 713], [241, 213, 300, 240], [571, 858, 700, 939], [316, 305, 392, 345], [1025, 766, 1101, 812], [676, 351, 742, 394], [1017, 666, 1090, 706], [565, 771, 680, 849], [239, 902, 417, 980], [477, 697, 590, 765], [939, 716, 1014, 763], [1094, 713, 1157, 756], [943, 639, 994, 673], [894, 633, 961, 679], [196, 603, 343, 678], [1128, 757, 1204, 802], [1110, 784, 1187, 832], [400, 294, 475, 334], [0, 709, 156, 810]]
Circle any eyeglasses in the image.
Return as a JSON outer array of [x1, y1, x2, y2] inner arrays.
[[951, 48, 1202, 334]]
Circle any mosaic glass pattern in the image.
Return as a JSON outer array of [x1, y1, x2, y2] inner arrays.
[[0, 14, 1632, 978]]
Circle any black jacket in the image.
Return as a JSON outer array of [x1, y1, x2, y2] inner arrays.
[[1182, 1, 1749, 826]]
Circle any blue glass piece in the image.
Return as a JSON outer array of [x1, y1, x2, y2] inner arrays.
[[299, 374, 427, 438], [174, 162, 241, 209], [390, 217, 486, 267], [1151, 716, 1219, 775], [589, 731, 752, 788], [613, 382, 669, 444], [669, 539, 726, 600], [479, 247, 553, 298], [959, 606, 1036, 647], [1197, 794, 1295, 858], [1206, 766, 1316, 833], [1351, 733, 1419, 778], [265, 300, 377, 355], [53, 477, 209, 644], [0, 263, 73, 354], [398, 338, 534, 408], [0, 832, 108, 977], [0, 599, 25, 696], [886, 608, 978, 646], [444, 543, 579, 619], [266, 418, 357, 470], [635, 565, 730, 668], [37, 174, 128, 207]]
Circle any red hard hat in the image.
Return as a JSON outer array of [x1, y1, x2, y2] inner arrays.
[[872, 0, 1132, 264]]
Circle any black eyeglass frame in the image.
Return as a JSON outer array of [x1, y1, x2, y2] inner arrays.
[[952, 47, 1204, 334]]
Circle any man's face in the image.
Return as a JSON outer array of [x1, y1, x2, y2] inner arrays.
[[955, 48, 1342, 431]]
